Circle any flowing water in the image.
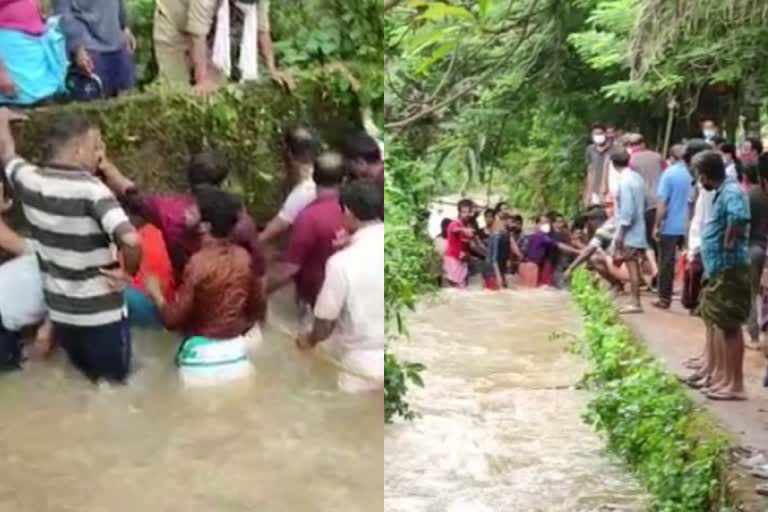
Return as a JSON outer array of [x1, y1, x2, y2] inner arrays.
[[0, 289, 382, 512], [385, 288, 647, 512]]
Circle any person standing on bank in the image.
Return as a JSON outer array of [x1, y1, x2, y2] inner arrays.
[[652, 146, 694, 309], [612, 148, 648, 314], [695, 150, 751, 401], [583, 123, 612, 207], [627, 133, 664, 258], [0, 108, 142, 383], [54, 0, 137, 98], [153, 0, 290, 94], [745, 155, 768, 348]]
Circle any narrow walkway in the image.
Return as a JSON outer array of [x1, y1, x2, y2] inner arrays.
[[625, 296, 768, 509]]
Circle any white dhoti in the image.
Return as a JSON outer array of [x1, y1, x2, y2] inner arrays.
[[177, 335, 254, 387]]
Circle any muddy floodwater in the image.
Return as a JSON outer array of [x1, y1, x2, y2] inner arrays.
[[0, 290, 382, 512], [385, 288, 647, 512]]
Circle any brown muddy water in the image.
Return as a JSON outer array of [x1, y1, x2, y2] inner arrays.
[[385, 287, 647, 512], [0, 290, 382, 512]]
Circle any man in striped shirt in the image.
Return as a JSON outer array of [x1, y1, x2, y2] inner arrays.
[[0, 108, 142, 383]]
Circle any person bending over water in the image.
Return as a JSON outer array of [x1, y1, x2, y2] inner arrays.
[[0, 108, 142, 383], [145, 187, 265, 386], [297, 181, 384, 392]]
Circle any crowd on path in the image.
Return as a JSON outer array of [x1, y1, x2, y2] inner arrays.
[[0, 106, 385, 393], [434, 118, 768, 404], [0, 0, 292, 105]]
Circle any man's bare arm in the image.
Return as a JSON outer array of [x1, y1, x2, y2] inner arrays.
[[266, 262, 299, 294]]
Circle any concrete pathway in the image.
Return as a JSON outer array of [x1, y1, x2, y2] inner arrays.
[[624, 296, 768, 509]]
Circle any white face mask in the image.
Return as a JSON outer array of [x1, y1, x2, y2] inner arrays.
[[540, 223, 551, 234], [593, 134, 606, 145], [703, 130, 716, 140]]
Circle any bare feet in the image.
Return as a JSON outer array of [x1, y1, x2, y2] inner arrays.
[[706, 389, 747, 401]]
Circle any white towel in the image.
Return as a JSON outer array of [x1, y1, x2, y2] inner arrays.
[[236, 1, 259, 81], [212, 0, 231, 77]]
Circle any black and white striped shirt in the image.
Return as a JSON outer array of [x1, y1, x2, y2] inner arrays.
[[4, 158, 135, 327]]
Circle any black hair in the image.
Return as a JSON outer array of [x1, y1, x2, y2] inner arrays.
[[758, 153, 768, 183], [511, 214, 523, 224], [572, 215, 588, 231], [720, 142, 744, 181], [194, 186, 241, 238], [746, 136, 764, 155], [313, 151, 346, 188], [683, 139, 712, 165], [692, 150, 726, 182], [610, 147, 631, 168], [493, 201, 509, 214], [339, 180, 382, 222], [457, 199, 474, 211], [484, 208, 496, 218], [187, 150, 228, 188], [711, 135, 726, 147], [743, 160, 758, 185], [440, 218, 452, 238], [285, 127, 319, 164], [43, 113, 94, 160], [341, 132, 381, 163], [120, 189, 148, 223], [591, 122, 606, 132]]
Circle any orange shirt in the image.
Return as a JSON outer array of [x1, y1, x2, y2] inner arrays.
[[132, 224, 175, 300]]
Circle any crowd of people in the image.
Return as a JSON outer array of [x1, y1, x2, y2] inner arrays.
[[435, 118, 768, 402], [0, 106, 385, 393], [0, 0, 291, 104]]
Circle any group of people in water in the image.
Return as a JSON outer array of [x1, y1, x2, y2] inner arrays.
[[0, 0, 290, 105], [0, 106, 385, 393], [437, 118, 768, 402]]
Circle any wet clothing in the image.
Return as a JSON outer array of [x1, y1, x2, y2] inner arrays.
[[0, 243, 45, 332], [130, 188, 265, 282], [483, 231, 509, 280], [0, 313, 22, 371], [314, 223, 384, 392], [284, 192, 344, 306], [55, 317, 131, 382], [442, 255, 467, 287], [700, 177, 750, 279], [177, 335, 253, 386], [697, 265, 752, 330], [444, 219, 469, 259], [5, 158, 134, 327], [131, 224, 175, 300], [158, 239, 265, 339], [615, 169, 649, 250], [525, 230, 554, 265]]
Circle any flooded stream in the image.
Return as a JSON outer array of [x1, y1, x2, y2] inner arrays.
[[0, 289, 382, 512], [385, 288, 647, 511]]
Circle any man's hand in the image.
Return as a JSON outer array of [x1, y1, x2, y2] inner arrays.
[[652, 226, 660, 241], [144, 274, 164, 304], [332, 229, 350, 249], [0, 71, 16, 98], [296, 333, 314, 351], [0, 107, 27, 126], [99, 267, 130, 292], [123, 28, 137, 54], [269, 69, 296, 92], [75, 47, 95, 74], [0, 183, 12, 214]]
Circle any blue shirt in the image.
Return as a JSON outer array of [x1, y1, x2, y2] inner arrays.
[[657, 162, 693, 235], [483, 231, 509, 277], [700, 177, 750, 278], [615, 170, 648, 249]]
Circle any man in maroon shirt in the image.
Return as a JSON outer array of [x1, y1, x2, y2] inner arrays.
[[98, 150, 266, 283], [267, 151, 346, 326]]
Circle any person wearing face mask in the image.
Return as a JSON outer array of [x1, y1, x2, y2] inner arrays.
[[584, 122, 612, 207], [684, 150, 751, 401], [701, 119, 720, 142], [0, 108, 142, 383]]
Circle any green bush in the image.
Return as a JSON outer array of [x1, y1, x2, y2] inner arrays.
[[13, 81, 357, 222], [570, 270, 731, 511]]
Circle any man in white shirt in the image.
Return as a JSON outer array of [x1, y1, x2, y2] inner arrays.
[[296, 180, 384, 393], [258, 127, 319, 244]]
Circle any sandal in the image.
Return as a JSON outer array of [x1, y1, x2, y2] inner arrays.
[[706, 390, 747, 401], [651, 300, 670, 310], [618, 305, 643, 315]]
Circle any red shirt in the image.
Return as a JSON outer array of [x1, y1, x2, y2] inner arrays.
[[138, 190, 266, 281], [131, 224, 175, 300], [283, 192, 345, 306], [444, 219, 468, 259]]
